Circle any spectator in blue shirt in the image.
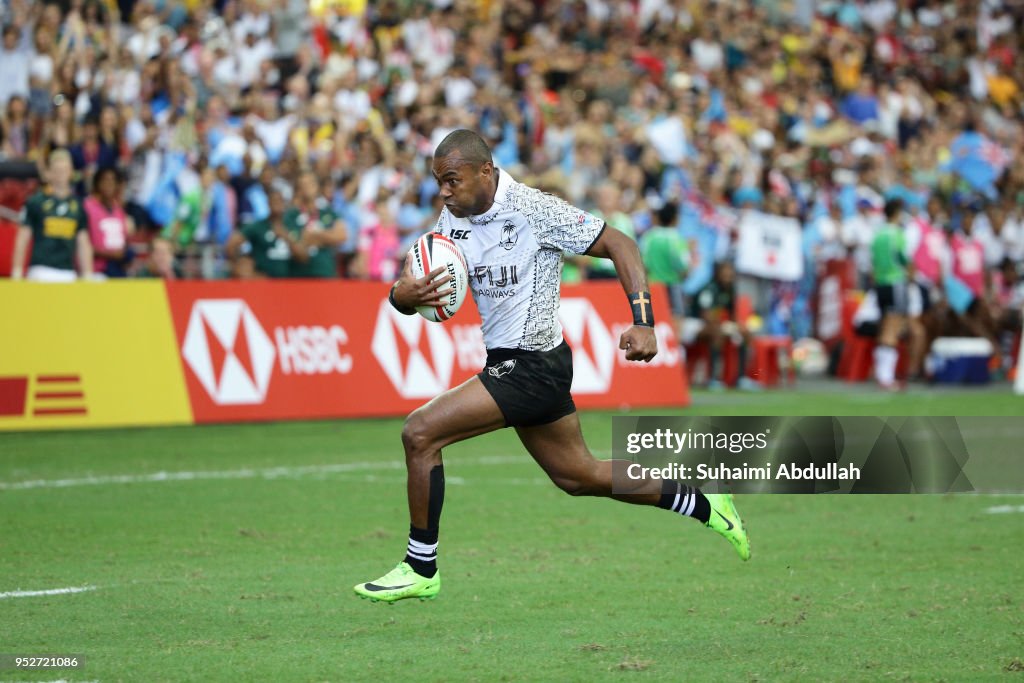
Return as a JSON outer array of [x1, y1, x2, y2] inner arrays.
[[841, 79, 879, 125]]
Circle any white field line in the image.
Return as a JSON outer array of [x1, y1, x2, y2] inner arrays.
[[0, 454, 554, 492], [0, 585, 97, 599], [272, 474, 554, 487], [985, 504, 1024, 514]]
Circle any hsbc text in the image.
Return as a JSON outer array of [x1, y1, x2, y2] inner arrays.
[[275, 325, 353, 375]]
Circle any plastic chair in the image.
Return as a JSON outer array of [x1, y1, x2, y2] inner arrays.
[[748, 336, 795, 386], [685, 340, 740, 387]]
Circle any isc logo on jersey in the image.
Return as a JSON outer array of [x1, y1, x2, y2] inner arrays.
[[182, 299, 352, 405]]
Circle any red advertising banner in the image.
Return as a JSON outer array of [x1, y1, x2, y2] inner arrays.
[[165, 280, 688, 423]]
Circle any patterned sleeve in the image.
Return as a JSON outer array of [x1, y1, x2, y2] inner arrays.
[[524, 187, 605, 255]]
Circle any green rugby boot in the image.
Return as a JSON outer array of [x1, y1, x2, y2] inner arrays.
[[705, 493, 751, 561], [354, 562, 441, 603]]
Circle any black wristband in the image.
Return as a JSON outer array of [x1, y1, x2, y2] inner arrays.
[[628, 291, 655, 327], [389, 283, 416, 316]]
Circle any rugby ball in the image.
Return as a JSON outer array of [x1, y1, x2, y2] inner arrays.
[[409, 232, 469, 322]]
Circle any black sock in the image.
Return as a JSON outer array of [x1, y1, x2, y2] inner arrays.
[[656, 479, 711, 524], [404, 464, 445, 578], [404, 525, 438, 578]]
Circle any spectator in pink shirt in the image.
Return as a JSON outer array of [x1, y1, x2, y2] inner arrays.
[[910, 196, 948, 291], [951, 205, 999, 360], [950, 209, 986, 300], [352, 191, 400, 282], [84, 166, 134, 278]]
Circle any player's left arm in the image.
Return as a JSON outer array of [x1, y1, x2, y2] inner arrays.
[[586, 227, 658, 363]]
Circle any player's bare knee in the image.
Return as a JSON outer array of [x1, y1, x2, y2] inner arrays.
[[401, 412, 436, 459]]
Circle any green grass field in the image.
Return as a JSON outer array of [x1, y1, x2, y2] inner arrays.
[[2, 386, 1023, 682]]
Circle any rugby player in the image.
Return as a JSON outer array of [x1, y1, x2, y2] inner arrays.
[[355, 130, 750, 603]]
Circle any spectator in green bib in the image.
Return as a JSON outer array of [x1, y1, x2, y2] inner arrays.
[[163, 165, 217, 251], [285, 170, 348, 278], [227, 189, 309, 278], [870, 198, 910, 390], [159, 164, 218, 278], [12, 149, 93, 282], [640, 201, 689, 319]]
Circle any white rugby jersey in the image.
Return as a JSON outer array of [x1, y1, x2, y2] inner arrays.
[[433, 169, 605, 351]]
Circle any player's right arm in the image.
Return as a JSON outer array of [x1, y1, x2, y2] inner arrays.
[[587, 226, 658, 362], [389, 254, 452, 315]]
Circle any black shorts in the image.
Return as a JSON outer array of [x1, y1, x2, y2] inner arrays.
[[478, 341, 577, 428], [876, 282, 909, 315]]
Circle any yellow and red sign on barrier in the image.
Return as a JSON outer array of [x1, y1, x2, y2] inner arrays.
[[0, 280, 688, 431], [0, 281, 192, 430]]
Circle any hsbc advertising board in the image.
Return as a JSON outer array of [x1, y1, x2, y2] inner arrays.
[[165, 281, 688, 423]]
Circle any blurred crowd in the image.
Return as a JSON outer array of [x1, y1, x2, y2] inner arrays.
[[2, 0, 1023, 363]]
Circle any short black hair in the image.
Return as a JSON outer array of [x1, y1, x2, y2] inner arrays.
[[92, 165, 121, 188], [434, 129, 492, 167], [883, 198, 903, 220], [656, 202, 679, 227]]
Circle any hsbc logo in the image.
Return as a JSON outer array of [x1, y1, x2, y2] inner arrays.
[[182, 299, 276, 405], [372, 302, 455, 399], [559, 298, 614, 394], [182, 299, 353, 407]]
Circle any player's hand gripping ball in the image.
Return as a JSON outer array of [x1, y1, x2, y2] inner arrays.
[[409, 233, 470, 322]]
